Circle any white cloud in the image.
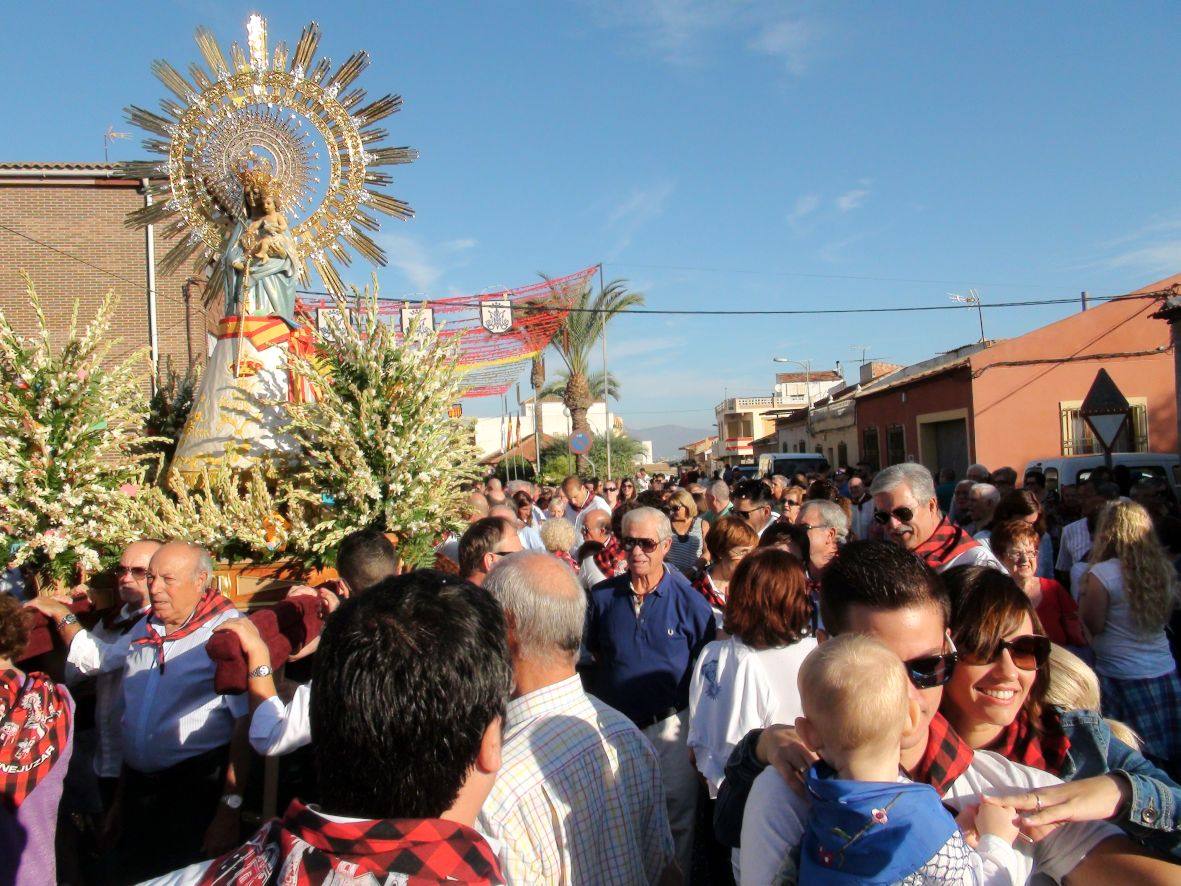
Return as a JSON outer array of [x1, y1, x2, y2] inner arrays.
[[836, 187, 873, 213], [788, 193, 821, 227], [1101, 240, 1181, 275], [378, 233, 478, 292], [609, 335, 686, 361], [607, 180, 676, 256], [589, 1, 817, 73]]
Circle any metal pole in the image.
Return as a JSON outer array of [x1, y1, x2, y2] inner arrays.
[[976, 299, 986, 342], [600, 263, 611, 480], [141, 179, 159, 395]]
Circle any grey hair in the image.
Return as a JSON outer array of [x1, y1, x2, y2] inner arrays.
[[622, 506, 673, 542], [485, 551, 585, 662], [504, 479, 532, 497], [869, 463, 937, 506], [709, 480, 730, 503], [800, 499, 849, 542], [770, 474, 789, 487], [167, 540, 214, 583], [539, 517, 575, 553], [970, 483, 1000, 505]]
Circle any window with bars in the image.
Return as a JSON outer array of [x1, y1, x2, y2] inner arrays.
[[1060, 400, 1149, 455], [863, 426, 881, 472], [887, 424, 906, 466]]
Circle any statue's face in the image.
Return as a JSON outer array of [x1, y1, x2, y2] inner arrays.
[[261, 192, 277, 214]]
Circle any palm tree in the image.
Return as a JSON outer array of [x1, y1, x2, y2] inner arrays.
[[545, 278, 643, 470], [539, 370, 621, 403]]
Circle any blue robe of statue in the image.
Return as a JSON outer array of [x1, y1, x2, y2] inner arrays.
[[222, 218, 300, 328]]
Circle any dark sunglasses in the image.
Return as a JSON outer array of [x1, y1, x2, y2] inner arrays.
[[116, 565, 148, 579], [604, 486, 618, 492], [621, 536, 661, 553], [960, 634, 1050, 671], [732, 506, 767, 521], [903, 637, 958, 689], [873, 506, 915, 525]]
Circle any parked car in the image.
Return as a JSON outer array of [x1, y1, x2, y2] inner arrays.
[[757, 453, 832, 479], [1023, 453, 1181, 499]]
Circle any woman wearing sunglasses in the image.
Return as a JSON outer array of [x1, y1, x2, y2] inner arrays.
[[942, 566, 1181, 858]]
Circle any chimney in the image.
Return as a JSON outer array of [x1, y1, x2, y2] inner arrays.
[[860, 360, 904, 385], [1081, 290, 1089, 312]]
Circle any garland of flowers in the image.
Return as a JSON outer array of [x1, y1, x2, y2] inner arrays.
[[0, 275, 161, 590], [282, 282, 480, 568]]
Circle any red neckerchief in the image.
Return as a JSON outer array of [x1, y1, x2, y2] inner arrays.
[[913, 516, 979, 572], [132, 589, 233, 672], [0, 669, 72, 811], [909, 712, 974, 795], [553, 550, 578, 571], [593, 536, 629, 579], [985, 707, 1071, 777], [198, 799, 502, 885], [568, 491, 598, 517], [692, 567, 726, 611]]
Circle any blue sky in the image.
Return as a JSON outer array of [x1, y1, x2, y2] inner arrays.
[[4, 1, 1181, 428]]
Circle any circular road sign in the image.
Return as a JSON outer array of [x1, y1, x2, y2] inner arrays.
[[569, 432, 592, 455]]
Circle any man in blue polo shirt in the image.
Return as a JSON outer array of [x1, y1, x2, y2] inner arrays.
[[586, 505, 716, 882]]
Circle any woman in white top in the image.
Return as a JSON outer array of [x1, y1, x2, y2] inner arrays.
[[688, 548, 818, 799], [1078, 500, 1181, 767], [665, 487, 704, 576]]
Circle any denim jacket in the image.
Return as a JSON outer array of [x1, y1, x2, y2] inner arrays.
[[1056, 707, 1180, 858]]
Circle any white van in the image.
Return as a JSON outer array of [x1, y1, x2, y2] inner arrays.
[[757, 453, 831, 479], [1023, 453, 1181, 499]]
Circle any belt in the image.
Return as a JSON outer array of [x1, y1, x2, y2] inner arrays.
[[633, 705, 683, 731]]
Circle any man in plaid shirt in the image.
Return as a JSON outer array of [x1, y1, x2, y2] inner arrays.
[[147, 570, 513, 885], [479, 551, 677, 884]]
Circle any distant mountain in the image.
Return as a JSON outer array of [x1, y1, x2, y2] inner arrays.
[[625, 424, 714, 462]]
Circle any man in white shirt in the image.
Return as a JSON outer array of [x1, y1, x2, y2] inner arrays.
[[717, 541, 1175, 884], [869, 462, 1007, 573], [25, 539, 160, 805], [562, 475, 611, 549], [578, 509, 613, 589], [1056, 480, 1120, 590], [76, 542, 248, 882], [479, 551, 676, 884]]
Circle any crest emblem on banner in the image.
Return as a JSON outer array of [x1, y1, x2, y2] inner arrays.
[[480, 299, 513, 334], [400, 306, 435, 337]]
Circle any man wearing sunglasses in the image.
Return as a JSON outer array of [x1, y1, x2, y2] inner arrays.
[[716, 541, 1174, 884], [585, 506, 717, 881], [730, 479, 778, 539], [26, 539, 162, 804], [869, 462, 1005, 574]]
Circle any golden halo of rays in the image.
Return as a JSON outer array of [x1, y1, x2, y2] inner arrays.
[[119, 14, 417, 296]]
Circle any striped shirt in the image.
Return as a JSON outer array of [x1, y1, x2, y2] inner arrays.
[[1055, 517, 1092, 577], [477, 675, 675, 885]]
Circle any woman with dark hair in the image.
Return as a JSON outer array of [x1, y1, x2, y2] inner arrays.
[[991, 518, 1087, 649], [757, 521, 810, 560], [992, 489, 1055, 578], [512, 490, 538, 528], [694, 516, 759, 623], [616, 478, 637, 508], [688, 549, 816, 800], [0, 594, 75, 886], [941, 565, 1181, 858]]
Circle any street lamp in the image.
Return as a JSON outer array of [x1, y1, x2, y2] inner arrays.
[[773, 357, 813, 446]]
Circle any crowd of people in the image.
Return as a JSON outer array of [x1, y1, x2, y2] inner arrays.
[[3, 457, 1181, 884]]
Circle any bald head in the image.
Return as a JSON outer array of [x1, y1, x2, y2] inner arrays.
[[116, 539, 163, 606], [489, 504, 523, 528], [485, 551, 584, 666], [582, 508, 612, 544], [147, 541, 214, 627]]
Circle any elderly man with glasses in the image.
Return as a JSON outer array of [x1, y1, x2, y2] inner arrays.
[[585, 505, 717, 881], [868, 463, 1005, 574]]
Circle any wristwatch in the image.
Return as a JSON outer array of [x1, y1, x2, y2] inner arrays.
[[220, 793, 244, 810], [248, 664, 273, 679], [57, 613, 79, 629]]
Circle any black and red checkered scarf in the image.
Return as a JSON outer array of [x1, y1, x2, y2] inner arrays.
[[0, 669, 72, 811], [692, 567, 727, 612], [132, 588, 233, 671], [198, 799, 502, 885], [593, 535, 629, 580], [909, 712, 974, 795], [985, 707, 1072, 777], [914, 516, 980, 573]]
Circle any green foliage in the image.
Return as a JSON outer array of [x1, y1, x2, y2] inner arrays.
[[0, 275, 162, 586], [494, 455, 536, 483], [537, 432, 645, 483], [145, 358, 201, 477]]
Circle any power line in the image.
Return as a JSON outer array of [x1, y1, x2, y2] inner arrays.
[[604, 261, 1056, 289]]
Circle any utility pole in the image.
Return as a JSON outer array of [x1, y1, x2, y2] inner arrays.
[[599, 263, 611, 480]]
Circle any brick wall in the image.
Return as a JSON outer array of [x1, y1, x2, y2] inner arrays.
[[0, 172, 214, 392]]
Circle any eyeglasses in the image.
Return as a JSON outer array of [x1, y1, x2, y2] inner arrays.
[[799, 523, 831, 533], [1005, 548, 1038, 563], [873, 506, 915, 525], [903, 637, 958, 689], [621, 536, 661, 553], [732, 505, 767, 521], [604, 486, 617, 492], [960, 634, 1050, 671], [115, 565, 148, 580]]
